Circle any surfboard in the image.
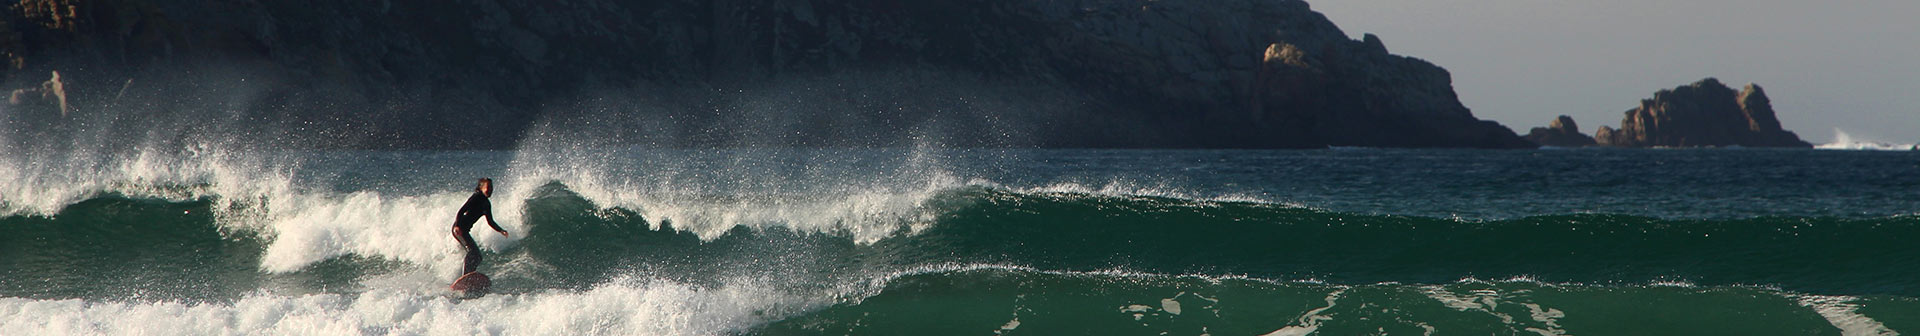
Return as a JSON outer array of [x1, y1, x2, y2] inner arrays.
[[451, 272, 492, 297]]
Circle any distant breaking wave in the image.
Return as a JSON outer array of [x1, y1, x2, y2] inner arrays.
[[1817, 129, 1917, 150]]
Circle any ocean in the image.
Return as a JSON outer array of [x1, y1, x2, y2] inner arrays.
[[1, 145, 1916, 335]]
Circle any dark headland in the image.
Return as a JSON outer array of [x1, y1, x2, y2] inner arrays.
[[0, 0, 1535, 149], [1523, 78, 1812, 148]]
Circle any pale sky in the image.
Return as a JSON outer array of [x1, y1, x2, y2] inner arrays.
[[1308, 0, 1920, 144]]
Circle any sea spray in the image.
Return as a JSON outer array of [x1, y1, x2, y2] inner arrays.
[[1819, 128, 1918, 151]]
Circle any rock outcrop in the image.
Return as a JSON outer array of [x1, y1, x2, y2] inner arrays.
[[0, 0, 1533, 149], [1595, 78, 1811, 148], [1523, 115, 1596, 147]]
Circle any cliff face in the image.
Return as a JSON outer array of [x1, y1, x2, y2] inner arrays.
[[1595, 78, 1810, 148], [1523, 115, 1596, 147], [0, 0, 1532, 149]]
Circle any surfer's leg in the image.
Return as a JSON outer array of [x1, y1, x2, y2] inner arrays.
[[454, 228, 481, 274], [463, 244, 481, 274]]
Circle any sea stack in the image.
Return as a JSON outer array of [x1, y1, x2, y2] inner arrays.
[[1523, 115, 1597, 147], [1594, 78, 1811, 148]]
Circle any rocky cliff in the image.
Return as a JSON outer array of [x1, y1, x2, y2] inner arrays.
[[1522, 115, 1596, 147], [0, 0, 1533, 149], [1594, 78, 1810, 148]]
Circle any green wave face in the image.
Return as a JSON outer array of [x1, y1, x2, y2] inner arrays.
[[755, 267, 1918, 335], [898, 188, 1920, 296], [0, 197, 258, 301]]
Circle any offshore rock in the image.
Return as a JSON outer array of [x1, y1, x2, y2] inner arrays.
[[0, 0, 1533, 149], [1523, 115, 1596, 147], [1595, 78, 1811, 148]]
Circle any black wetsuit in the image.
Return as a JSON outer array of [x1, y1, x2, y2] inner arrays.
[[452, 191, 504, 274]]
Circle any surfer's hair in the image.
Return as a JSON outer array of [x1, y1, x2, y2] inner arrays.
[[476, 178, 492, 192]]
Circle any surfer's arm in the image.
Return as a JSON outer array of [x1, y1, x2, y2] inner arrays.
[[484, 214, 509, 237]]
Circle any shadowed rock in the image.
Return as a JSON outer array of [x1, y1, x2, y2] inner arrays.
[[1523, 115, 1596, 147], [1595, 78, 1810, 148]]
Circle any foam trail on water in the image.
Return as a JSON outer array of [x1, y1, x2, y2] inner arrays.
[[1009, 181, 1278, 205], [0, 277, 818, 336], [1791, 294, 1898, 336], [1262, 289, 1343, 336]]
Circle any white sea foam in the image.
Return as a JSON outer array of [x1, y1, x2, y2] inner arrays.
[[1647, 279, 1698, 288], [1421, 285, 1511, 322], [0, 276, 817, 336], [1521, 303, 1568, 336], [1817, 129, 1917, 151], [256, 191, 501, 276], [238, 185, 527, 278], [1014, 181, 1276, 205], [1789, 294, 1898, 336], [860, 262, 1322, 291], [1420, 284, 1583, 335], [1261, 289, 1343, 336]]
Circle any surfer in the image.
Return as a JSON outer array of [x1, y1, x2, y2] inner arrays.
[[452, 178, 510, 275]]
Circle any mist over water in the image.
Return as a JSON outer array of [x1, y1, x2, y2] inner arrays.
[[1819, 128, 1918, 151], [4, 74, 1920, 334]]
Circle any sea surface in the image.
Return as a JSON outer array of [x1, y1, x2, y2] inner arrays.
[[1, 145, 1916, 335]]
